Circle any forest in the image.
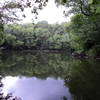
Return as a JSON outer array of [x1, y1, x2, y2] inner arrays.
[[0, 0, 100, 100], [1, 21, 71, 50], [0, 0, 100, 58]]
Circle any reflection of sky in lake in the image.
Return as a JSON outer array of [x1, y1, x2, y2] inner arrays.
[[2, 76, 73, 100]]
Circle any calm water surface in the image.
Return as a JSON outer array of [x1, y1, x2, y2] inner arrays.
[[0, 51, 100, 100], [2, 76, 72, 100]]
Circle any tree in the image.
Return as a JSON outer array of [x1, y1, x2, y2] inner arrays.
[[65, 13, 100, 56], [2, 22, 72, 50], [0, 0, 49, 24], [55, 0, 100, 16], [0, 0, 50, 45]]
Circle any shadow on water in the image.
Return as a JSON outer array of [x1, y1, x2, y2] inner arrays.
[[0, 51, 100, 100], [65, 59, 100, 100]]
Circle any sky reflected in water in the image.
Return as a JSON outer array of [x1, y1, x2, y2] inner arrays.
[[2, 76, 73, 100]]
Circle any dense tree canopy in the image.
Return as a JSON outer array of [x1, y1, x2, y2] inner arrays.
[[0, 0, 100, 57], [0, 21, 71, 50], [54, 0, 100, 56], [55, 0, 100, 16]]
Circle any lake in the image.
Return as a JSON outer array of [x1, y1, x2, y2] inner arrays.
[[0, 51, 100, 100]]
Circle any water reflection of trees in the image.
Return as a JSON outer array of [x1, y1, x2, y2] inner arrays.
[[0, 51, 100, 100], [65, 59, 100, 100], [0, 51, 71, 100], [0, 51, 71, 78]]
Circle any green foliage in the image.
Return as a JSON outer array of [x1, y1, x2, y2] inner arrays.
[[88, 45, 100, 57], [65, 13, 100, 55], [56, 0, 100, 16], [5, 34, 16, 45], [0, 23, 5, 45], [1, 22, 71, 50]]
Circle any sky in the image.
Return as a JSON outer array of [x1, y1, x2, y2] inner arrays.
[[20, 0, 70, 24], [1, 0, 71, 24]]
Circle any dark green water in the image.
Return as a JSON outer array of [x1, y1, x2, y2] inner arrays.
[[0, 51, 100, 100]]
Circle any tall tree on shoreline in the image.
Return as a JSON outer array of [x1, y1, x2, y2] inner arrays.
[[55, 0, 100, 16]]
